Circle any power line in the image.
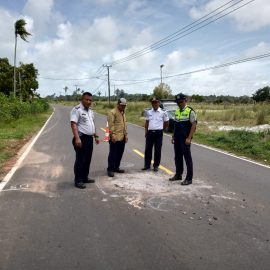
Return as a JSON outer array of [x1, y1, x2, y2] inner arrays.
[[110, 0, 255, 66], [165, 53, 270, 79], [107, 52, 270, 86], [92, 80, 106, 95], [38, 74, 107, 81], [111, 0, 252, 65], [93, 65, 106, 77]]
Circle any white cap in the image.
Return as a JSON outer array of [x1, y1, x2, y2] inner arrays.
[[118, 98, 127, 105]]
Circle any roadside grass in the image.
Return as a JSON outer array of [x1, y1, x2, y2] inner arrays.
[[195, 128, 270, 164], [60, 100, 270, 165], [0, 109, 53, 180]]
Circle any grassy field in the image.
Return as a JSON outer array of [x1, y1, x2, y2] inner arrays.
[[0, 109, 53, 180], [194, 103, 270, 126]]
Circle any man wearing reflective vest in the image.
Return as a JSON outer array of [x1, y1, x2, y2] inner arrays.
[[169, 93, 197, 185]]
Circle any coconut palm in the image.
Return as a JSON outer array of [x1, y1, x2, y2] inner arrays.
[[13, 19, 31, 98]]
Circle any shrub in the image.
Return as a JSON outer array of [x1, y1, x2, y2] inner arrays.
[[0, 93, 50, 121]]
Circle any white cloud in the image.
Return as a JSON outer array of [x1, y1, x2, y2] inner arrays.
[[231, 0, 270, 31], [190, 0, 270, 31], [245, 42, 270, 57], [23, 0, 54, 33], [172, 0, 198, 8], [125, 0, 147, 14]]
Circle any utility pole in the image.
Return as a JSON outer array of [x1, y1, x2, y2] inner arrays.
[[74, 84, 79, 92], [160, 64, 164, 84], [103, 64, 112, 104]]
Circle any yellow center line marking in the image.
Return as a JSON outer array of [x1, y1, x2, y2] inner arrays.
[[100, 128, 106, 132], [133, 149, 173, 175]]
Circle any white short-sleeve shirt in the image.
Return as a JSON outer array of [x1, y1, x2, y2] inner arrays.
[[70, 103, 95, 135], [146, 107, 169, 130]]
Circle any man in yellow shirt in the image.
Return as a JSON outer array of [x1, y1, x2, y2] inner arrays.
[[107, 98, 128, 177]]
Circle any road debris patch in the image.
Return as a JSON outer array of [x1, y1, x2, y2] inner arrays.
[[99, 171, 241, 211], [23, 179, 58, 198]]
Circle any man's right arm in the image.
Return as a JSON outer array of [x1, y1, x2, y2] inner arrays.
[[70, 108, 81, 148], [144, 120, 149, 137], [71, 122, 82, 148]]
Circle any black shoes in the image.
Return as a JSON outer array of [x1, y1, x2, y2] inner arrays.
[[75, 182, 86, 189], [108, 169, 125, 177], [181, 179, 192, 185], [107, 171, 114, 177], [114, 169, 125, 173], [142, 167, 158, 171], [169, 174, 182, 181], [83, 178, 95, 183]]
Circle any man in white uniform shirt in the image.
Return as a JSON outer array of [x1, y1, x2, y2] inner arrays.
[[70, 92, 99, 189], [142, 97, 169, 172]]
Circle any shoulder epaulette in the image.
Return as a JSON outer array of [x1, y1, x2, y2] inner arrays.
[[187, 106, 195, 112]]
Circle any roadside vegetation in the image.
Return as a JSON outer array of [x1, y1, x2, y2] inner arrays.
[[0, 93, 51, 180]]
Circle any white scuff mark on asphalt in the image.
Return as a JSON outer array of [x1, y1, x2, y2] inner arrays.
[[210, 194, 238, 201], [23, 150, 51, 165], [24, 179, 58, 198], [110, 194, 120, 198], [147, 196, 179, 212], [95, 176, 107, 195], [123, 191, 143, 209], [2, 184, 29, 192], [50, 165, 64, 178], [119, 162, 135, 168]]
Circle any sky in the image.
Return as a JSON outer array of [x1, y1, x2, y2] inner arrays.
[[1, 0, 270, 97]]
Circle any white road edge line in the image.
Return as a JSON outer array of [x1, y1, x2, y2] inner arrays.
[[0, 108, 55, 192], [95, 113, 270, 170]]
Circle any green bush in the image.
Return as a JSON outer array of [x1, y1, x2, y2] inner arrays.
[[0, 93, 50, 121]]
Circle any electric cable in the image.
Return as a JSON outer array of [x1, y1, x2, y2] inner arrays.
[[110, 0, 255, 66]]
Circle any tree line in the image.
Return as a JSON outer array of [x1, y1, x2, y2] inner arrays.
[[0, 57, 39, 101], [47, 82, 270, 104]]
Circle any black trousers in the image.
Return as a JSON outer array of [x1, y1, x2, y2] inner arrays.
[[174, 137, 193, 181], [107, 139, 125, 172], [144, 130, 163, 168], [72, 134, 93, 184]]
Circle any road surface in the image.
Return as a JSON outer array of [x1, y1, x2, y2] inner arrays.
[[0, 105, 269, 270]]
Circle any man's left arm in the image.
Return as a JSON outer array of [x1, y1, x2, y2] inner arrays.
[[163, 111, 169, 130], [92, 112, 100, 144], [186, 110, 197, 145], [124, 113, 128, 143]]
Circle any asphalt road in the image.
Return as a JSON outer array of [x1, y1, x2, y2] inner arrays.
[[0, 105, 269, 270]]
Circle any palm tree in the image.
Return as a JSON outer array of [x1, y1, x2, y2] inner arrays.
[[14, 19, 31, 98]]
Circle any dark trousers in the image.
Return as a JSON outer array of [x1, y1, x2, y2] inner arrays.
[[144, 130, 163, 168], [174, 137, 193, 181], [72, 134, 93, 184], [107, 140, 125, 172]]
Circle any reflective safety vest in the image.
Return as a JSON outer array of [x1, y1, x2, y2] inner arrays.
[[174, 106, 195, 138]]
